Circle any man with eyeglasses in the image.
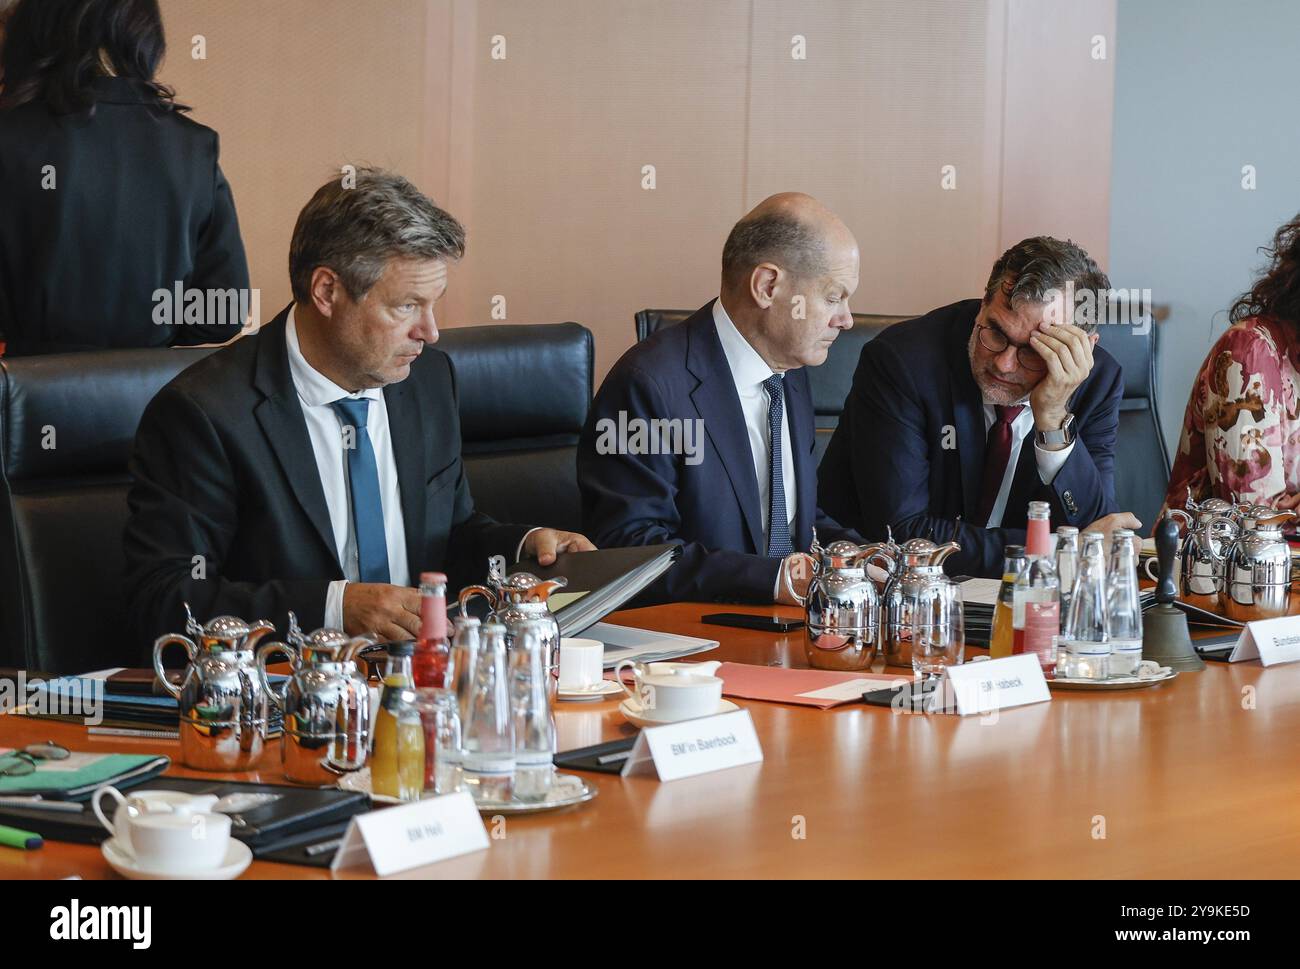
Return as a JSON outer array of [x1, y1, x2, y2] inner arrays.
[[817, 236, 1137, 578]]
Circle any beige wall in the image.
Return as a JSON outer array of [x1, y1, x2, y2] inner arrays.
[[160, 0, 1114, 381]]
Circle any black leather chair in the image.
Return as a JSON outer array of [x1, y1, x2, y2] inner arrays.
[[1095, 313, 1169, 527], [0, 323, 592, 671], [0, 348, 218, 670], [634, 309, 912, 462], [440, 322, 592, 533]]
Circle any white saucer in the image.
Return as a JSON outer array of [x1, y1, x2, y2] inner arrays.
[[557, 680, 624, 702], [618, 697, 739, 728], [102, 837, 252, 881]]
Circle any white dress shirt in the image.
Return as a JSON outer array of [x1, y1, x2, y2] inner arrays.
[[713, 298, 796, 596], [981, 401, 1075, 528], [286, 309, 410, 629]]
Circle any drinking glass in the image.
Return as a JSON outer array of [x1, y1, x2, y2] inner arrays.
[[414, 687, 463, 795], [911, 579, 965, 680]]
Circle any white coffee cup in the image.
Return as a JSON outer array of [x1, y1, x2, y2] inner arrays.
[[559, 637, 604, 690], [92, 786, 220, 853], [124, 811, 232, 874], [614, 660, 722, 721]]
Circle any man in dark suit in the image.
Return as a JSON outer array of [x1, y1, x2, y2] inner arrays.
[[124, 168, 592, 644], [818, 236, 1140, 578], [579, 193, 862, 604]]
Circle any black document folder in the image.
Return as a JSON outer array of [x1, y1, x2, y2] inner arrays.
[[0, 777, 368, 867]]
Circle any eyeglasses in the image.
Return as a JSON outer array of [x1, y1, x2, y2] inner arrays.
[[0, 741, 71, 777], [976, 323, 1046, 372]]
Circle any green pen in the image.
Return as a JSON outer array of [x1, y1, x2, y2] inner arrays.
[[0, 824, 43, 850]]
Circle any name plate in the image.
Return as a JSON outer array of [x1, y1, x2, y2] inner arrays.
[[621, 709, 763, 781], [330, 790, 488, 876], [938, 654, 1051, 716], [1229, 615, 1300, 666]]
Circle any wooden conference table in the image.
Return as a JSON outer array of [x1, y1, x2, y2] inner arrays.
[[2, 601, 1298, 880]]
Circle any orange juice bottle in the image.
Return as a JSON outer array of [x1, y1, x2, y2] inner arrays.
[[372, 641, 424, 801], [989, 544, 1026, 659]]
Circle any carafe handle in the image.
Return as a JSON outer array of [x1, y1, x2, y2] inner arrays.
[[152, 634, 196, 700], [458, 585, 496, 616], [783, 552, 816, 608], [255, 641, 296, 713]]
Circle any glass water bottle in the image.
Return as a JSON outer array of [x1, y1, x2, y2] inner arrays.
[[1061, 531, 1111, 679], [510, 619, 555, 802], [1055, 526, 1080, 629], [449, 616, 482, 727], [1107, 528, 1144, 676], [461, 622, 514, 804]]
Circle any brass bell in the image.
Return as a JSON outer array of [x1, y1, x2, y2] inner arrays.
[[1142, 516, 1205, 672]]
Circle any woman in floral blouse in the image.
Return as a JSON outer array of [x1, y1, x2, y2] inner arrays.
[[1165, 214, 1300, 515]]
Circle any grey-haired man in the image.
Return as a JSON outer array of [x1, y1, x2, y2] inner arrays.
[[124, 168, 591, 647]]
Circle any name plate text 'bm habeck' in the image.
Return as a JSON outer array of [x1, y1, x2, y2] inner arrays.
[[622, 709, 764, 781]]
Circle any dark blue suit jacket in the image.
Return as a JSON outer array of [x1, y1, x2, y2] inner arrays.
[[579, 301, 859, 603], [817, 299, 1123, 578]]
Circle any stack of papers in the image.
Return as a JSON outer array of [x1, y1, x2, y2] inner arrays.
[[508, 544, 680, 637], [11, 675, 285, 735], [1138, 589, 1243, 627], [713, 662, 902, 709], [579, 622, 719, 669], [956, 577, 1000, 647]]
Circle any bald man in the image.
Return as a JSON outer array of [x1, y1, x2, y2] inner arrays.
[[579, 194, 863, 604]]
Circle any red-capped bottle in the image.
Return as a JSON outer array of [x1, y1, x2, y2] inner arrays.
[[1011, 501, 1060, 676], [413, 571, 450, 688]]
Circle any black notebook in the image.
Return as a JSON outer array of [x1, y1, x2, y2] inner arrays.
[[0, 777, 368, 867], [454, 543, 680, 636]]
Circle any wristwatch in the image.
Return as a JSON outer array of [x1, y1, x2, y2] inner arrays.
[[1036, 412, 1075, 448]]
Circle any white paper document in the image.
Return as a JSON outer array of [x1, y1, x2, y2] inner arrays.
[[586, 622, 719, 669], [956, 578, 1002, 607], [796, 679, 891, 702]]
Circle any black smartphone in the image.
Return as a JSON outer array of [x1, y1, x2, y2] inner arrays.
[[701, 613, 804, 633]]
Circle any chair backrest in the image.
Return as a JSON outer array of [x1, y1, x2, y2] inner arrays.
[[0, 323, 592, 671], [438, 322, 592, 533], [1095, 314, 1169, 527], [0, 348, 218, 669], [634, 308, 912, 464]]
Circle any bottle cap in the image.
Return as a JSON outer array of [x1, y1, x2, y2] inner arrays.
[[420, 572, 448, 587], [386, 640, 415, 657]]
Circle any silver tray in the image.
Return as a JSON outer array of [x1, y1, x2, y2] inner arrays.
[[472, 773, 597, 815], [340, 769, 598, 814], [1048, 668, 1178, 691]]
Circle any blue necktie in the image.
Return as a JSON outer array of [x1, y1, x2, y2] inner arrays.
[[763, 374, 793, 558], [330, 397, 390, 584]]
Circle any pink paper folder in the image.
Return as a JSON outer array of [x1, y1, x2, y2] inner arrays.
[[713, 662, 907, 710]]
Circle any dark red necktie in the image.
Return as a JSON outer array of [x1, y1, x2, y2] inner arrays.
[[976, 404, 1024, 527]]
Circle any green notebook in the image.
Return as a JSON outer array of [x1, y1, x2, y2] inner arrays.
[[0, 751, 170, 800]]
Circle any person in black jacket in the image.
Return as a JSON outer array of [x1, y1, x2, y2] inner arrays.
[[0, 0, 249, 355], [123, 168, 593, 646]]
